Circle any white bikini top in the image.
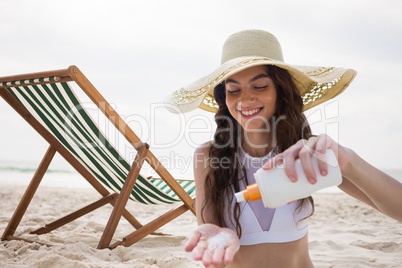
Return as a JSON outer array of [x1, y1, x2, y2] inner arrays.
[[227, 146, 312, 245]]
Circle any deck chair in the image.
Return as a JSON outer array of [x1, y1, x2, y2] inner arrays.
[[0, 65, 196, 249]]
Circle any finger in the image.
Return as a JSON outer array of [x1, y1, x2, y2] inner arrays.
[[211, 246, 225, 266], [316, 151, 328, 177], [282, 152, 297, 182], [192, 240, 208, 261], [184, 231, 203, 252], [201, 248, 214, 267], [184, 232, 200, 252], [262, 154, 283, 170], [315, 134, 329, 154], [280, 139, 311, 182], [224, 246, 239, 265], [315, 134, 329, 175], [299, 140, 316, 184]]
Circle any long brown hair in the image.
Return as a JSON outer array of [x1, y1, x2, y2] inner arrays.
[[201, 65, 314, 236]]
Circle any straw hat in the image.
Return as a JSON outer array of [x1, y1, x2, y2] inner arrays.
[[165, 29, 357, 113]]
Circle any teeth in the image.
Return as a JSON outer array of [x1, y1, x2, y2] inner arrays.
[[241, 109, 260, 116]]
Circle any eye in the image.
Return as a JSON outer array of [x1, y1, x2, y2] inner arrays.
[[225, 86, 241, 95], [253, 77, 272, 91], [254, 84, 269, 91], [227, 89, 240, 95]]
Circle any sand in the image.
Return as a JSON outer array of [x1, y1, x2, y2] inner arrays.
[[1, 186, 401, 267]]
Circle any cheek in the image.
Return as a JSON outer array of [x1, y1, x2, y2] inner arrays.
[[262, 94, 277, 112], [225, 97, 239, 118], [225, 96, 236, 109], [266, 96, 276, 106]]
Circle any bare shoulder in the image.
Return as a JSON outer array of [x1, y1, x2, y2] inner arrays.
[[194, 141, 212, 156]]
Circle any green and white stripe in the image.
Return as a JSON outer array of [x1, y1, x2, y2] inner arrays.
[[5, 79, 195, 204]]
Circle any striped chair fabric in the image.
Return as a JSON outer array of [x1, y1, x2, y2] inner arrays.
[[2, 78, 195, 204]]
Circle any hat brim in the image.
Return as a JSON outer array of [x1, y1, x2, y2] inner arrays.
[[165, 56, 357, 113]]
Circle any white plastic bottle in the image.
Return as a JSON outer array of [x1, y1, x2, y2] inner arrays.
[[235, 149, 342, 208]]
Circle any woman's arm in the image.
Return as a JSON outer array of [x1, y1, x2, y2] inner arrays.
[[186, 143, 240, 267], [339, 147, 402, 221], [263, 134, 402, 221], [193, 142, 212, 225]]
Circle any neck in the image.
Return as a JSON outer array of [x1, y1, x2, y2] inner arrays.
[[241, 131, 274, 157]]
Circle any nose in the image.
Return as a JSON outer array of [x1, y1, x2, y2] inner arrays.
[[240, 88, 256, 104]]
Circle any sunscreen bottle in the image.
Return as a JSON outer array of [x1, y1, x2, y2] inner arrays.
[[234, 149, 342, 208]]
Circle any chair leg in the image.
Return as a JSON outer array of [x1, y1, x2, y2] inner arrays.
[[145, 151, 196, 215], [109, 202, 190, 249], [31, 193, 119, 235], [1, 145, 56, 241], [97, 144, 149, 249], [113, 202, 144, 230]]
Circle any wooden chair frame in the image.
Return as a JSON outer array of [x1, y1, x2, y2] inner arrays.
[[0, 65, 195, 249]]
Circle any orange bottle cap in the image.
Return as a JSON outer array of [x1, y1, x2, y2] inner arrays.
[[244, 183, 262, 201]]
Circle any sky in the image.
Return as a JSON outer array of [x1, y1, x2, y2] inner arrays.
[[1, 0, 402, 179]]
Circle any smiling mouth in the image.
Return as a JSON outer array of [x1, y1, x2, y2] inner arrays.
[[239, 108, 262, 116]]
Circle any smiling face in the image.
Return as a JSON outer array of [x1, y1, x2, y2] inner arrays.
[[225, 65, 277, 133]]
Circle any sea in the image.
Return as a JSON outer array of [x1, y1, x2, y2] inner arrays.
[[0, 159, 92, 189], [0, 159, 402, 193]]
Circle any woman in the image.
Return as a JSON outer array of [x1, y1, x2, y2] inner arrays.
[[165, 29, 402, 267]]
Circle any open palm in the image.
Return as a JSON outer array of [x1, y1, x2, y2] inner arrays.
[[185, 223, 240, 267]]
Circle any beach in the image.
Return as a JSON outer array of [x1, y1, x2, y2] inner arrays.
[[1, 185, 401, 267]]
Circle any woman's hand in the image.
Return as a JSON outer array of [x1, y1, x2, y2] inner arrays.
[[263, 134, 402, 221], [185, 223, 240, 267], [263, 134, 351, 184]]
